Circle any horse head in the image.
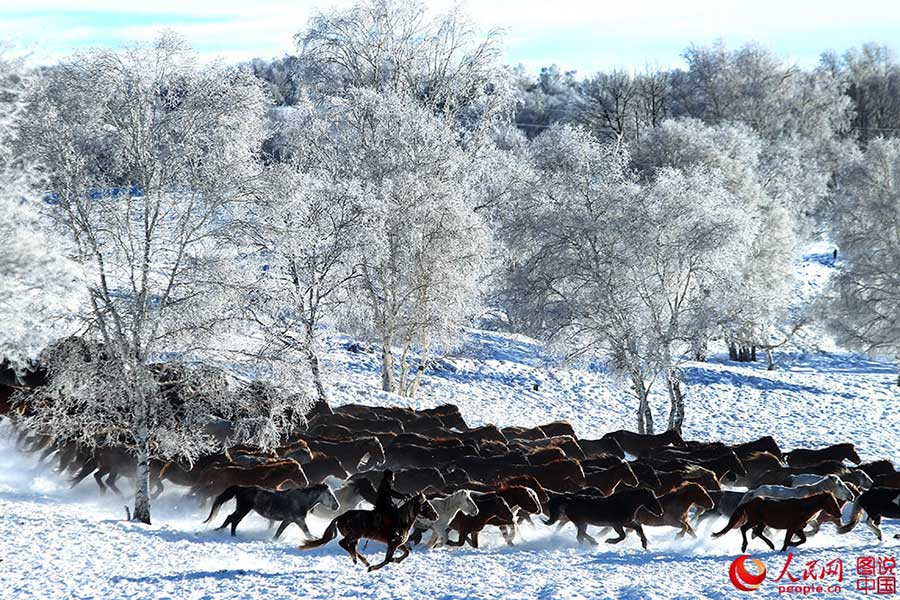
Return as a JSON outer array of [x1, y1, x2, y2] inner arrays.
[[459, 490, 479, 517], [319, 485, 341, 511], [845, 445, 862, 465]]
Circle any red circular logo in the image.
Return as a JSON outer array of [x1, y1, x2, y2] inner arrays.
[[729, 555, 767, 592]]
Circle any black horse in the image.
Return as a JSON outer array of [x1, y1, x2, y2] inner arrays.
[[204, 483, 340, 538]]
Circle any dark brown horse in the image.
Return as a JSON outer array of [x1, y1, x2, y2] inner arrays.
[[301, 436, 385, 473], [447, 492, 517, 548], [544, 487, 664, 549], [191, 460, 309, 498], [859, 460, 896, 479], [584, 463, 639, 495], [636, 482, 714, 537], [300, 493, 438, 571], [503, 458, 586, 492], [601, 429, 685, 456], [731, 436, 783, 461], [652, 466, 721, 496], [578, 437, 626, 459], [785, 443, 861, 467], [713, 492, 842, 552]]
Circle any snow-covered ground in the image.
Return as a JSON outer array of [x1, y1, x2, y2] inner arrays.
[[1, 248, 898, 599]]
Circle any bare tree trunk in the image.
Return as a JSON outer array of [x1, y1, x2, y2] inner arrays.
[[132, 422, 151, 524], [307, 349, 327, 401], [397, 339, 411, 396], [380, 337, 395, 393], [632, 369, 653, 435], [406, 341, 431, 399], [666, 369, 685, 433], [691, 337, 707, 362], [765, 348, 776, 371]]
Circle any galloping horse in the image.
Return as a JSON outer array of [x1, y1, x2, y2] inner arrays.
[[300, 494, 438, 572]]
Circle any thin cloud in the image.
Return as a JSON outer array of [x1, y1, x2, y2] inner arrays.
[[2, 0, 899, 71]]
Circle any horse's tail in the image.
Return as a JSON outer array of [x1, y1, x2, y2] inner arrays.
[[837, 496, 862, 534], [299, 517, 339, 550], [204, 485, 240, 524], [712, 505, 747, 538]]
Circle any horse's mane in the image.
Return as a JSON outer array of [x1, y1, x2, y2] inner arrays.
[[671, 481, 702, 493]]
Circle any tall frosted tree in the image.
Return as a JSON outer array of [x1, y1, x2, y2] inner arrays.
[[508, 126, 749, 433], [243, 100, 366, 402], [20, 34, 268, 523], [340, 90, 492, 396], [632, 118, 797, 365], [827, 138, 900, 385]]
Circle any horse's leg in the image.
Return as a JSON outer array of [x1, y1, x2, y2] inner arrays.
[[740, 524, 752, 553], [425, 527, 442, 549], [780, 529, 795, 552], [627, 522, 649, 549], [92, 468, 109, 494], [392, 543, 410, 563], [469, 531, 479, 548], [368, 541, 398, 572], [604, 525, 625, 545], [228, 505, 254, 537], [865, 514, 883, 541], [338, 537, 359, 564], [804, 518, 821, 537], [273, 520, 292, 540], [446, 530, 466, 547], [105, 472, 123, 496], [296, 516, 312, 539], [681, 518, 696, 538], [792, 528, 807, 548], [754, 525, 775, 550]]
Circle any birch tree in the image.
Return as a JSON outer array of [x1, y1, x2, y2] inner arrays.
[[20, 34, 268, 523], [340, 90, 492, 396], [243, 101, 366, 402], [509, 126, 748, 432]]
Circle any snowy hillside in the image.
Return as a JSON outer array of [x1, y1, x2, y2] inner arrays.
[[1, 248, 898, 600]]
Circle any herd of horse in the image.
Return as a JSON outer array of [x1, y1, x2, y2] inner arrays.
[[3, 367, 900, 571], [0, 356, 900, 569]]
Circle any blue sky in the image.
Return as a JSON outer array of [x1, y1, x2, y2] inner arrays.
[[1, 1, 898, 74]]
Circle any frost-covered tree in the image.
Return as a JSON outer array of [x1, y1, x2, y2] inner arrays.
[[297, 0, 508, 130], [632, 119, 797, 364], [243, 100, 366, 402], [0, 47, 81, 366], [339, 90, 492, 396], [19, 34, 269, 523], [827, 138, 900, 384], [507, 126, 748, 432], [823, 43, 900, 145]]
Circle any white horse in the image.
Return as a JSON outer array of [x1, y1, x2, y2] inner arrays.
[[740, 474, 855, 505], [788, 471, 872, 490], [416, 489, 480, 549], [740, 475, 856, 536]]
